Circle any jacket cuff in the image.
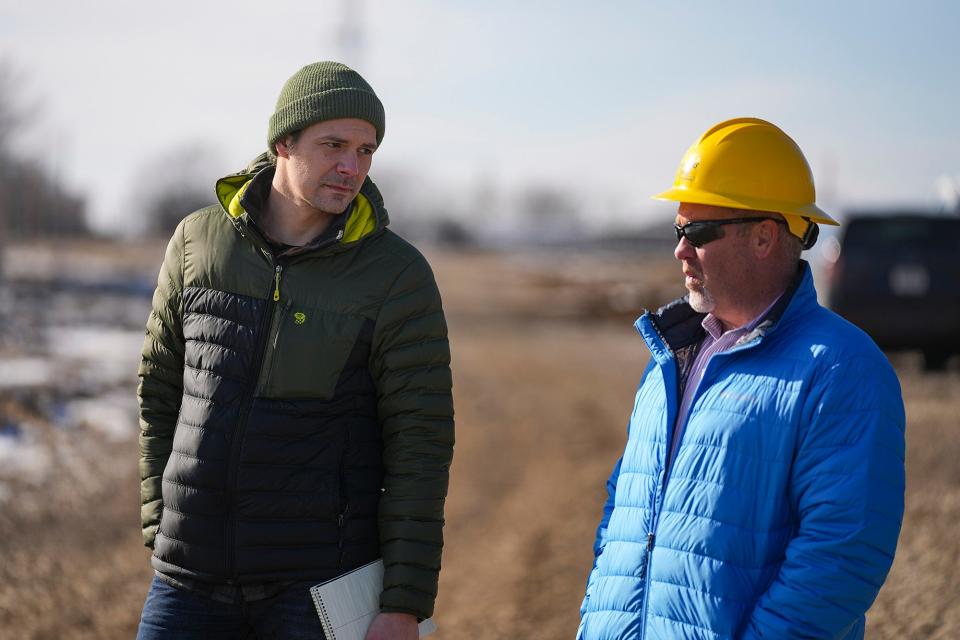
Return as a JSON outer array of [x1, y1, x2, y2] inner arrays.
[[380, 585, 435, 621]]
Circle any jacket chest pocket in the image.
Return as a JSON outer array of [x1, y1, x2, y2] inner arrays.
[[259, 302, 368, 400]]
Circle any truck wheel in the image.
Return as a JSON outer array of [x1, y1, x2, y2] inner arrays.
[[922, 350, 949, 372]]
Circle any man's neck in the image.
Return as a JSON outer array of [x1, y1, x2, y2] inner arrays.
[[262, 184, 339, 247], [713, 281, 790, 332]]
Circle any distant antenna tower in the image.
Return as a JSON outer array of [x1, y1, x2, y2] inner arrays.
[[935, 174, 960, 213], [336, 0, 365, 69]]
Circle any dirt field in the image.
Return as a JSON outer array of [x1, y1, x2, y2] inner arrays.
[[1, 244, 957, 639]]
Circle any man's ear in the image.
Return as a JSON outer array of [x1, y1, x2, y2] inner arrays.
[[752, 219, 778, 260], [274, 136, 293, 159]]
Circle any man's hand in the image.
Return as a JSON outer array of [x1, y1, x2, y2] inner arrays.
[[364, 612, 418, 640]]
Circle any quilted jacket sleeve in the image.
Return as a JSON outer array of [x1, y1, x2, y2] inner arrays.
[[137, 223, 186, 548], [741, 353, 905, 638], [370, 254, 455, 620]]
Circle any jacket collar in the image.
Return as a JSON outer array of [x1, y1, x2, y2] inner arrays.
[[237, 165, 349, 255], [214, 153, 391, 256], [640, 260, 813, 354]]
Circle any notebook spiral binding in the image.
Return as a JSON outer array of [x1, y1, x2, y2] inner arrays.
[[310, 589, 337, 638]]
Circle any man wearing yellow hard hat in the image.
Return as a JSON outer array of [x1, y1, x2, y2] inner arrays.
[[578, 118, 905, 639]]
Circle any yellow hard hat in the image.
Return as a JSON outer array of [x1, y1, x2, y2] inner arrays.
[[653, 117, 839, 245]]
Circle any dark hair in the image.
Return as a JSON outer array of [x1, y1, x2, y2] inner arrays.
[[286, 129, 304, 145], [272, 129, 304, 156]]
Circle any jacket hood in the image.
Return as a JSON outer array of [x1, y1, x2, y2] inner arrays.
[[214, 152, 390, 246]]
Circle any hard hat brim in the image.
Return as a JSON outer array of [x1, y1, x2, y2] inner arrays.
[[652, 186, 839, 226]]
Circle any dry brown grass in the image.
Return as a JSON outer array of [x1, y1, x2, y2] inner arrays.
[[1, 244, 957, 639]]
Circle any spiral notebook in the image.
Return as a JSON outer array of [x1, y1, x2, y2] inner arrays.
[[309, 559, 437, 640]]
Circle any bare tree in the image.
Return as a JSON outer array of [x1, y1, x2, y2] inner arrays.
[[516, 185, 582, 243], [133, 143, 223, 237], [0, 61, 24, 152], [0, 59, 87, 242]]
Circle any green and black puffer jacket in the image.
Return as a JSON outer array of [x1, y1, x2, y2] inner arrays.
[[137, 158, 454, 619]]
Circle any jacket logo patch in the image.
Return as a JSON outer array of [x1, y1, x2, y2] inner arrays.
[[293, 312, 307, 325]]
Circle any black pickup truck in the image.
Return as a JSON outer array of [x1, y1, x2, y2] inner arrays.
[[823, 212, 960, 370]]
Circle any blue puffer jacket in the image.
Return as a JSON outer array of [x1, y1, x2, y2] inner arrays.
[[578, 263, 905, 640]]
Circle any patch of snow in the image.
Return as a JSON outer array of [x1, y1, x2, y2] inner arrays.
[[63, 392, 138, 442], [0, 358, 56, 388], [46, 326, 144, 362], [0, 426, 52, 485], [45, 326, 145, 386]]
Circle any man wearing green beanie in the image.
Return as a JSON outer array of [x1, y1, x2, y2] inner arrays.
[[136, 61, 454, 640]]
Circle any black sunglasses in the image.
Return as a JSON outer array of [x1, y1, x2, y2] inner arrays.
[[674, 217, 785, 248]]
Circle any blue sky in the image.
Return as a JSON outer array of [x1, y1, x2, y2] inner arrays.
[[1, 0, 958, 233]]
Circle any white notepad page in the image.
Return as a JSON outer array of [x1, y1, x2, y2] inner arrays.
[[310, 559, 436, 640]]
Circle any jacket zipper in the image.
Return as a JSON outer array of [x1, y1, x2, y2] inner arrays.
[[336, 425, 351, 569], [224, 254, 284, 580], [637, 325, 766, 635], [337, 458, 350, 569], [220, 226, 345, 579], [637, 317, 678, 638], [257, 300, 291, 389], [272, 264, 282, 301]]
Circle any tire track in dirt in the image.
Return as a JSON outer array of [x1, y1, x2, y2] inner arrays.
[[433, 322, 647, 639]]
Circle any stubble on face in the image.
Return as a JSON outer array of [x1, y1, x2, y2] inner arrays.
[[303, 168, 359, 215], [684, 261, 717, 313]]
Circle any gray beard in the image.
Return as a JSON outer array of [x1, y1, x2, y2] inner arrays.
[[688, 287, 717, 314]]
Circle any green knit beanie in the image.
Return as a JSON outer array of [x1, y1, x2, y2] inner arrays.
[[267, 61, 385, 152]]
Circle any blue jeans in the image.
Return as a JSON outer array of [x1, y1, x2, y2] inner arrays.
[[136, 575, 327, 640]]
